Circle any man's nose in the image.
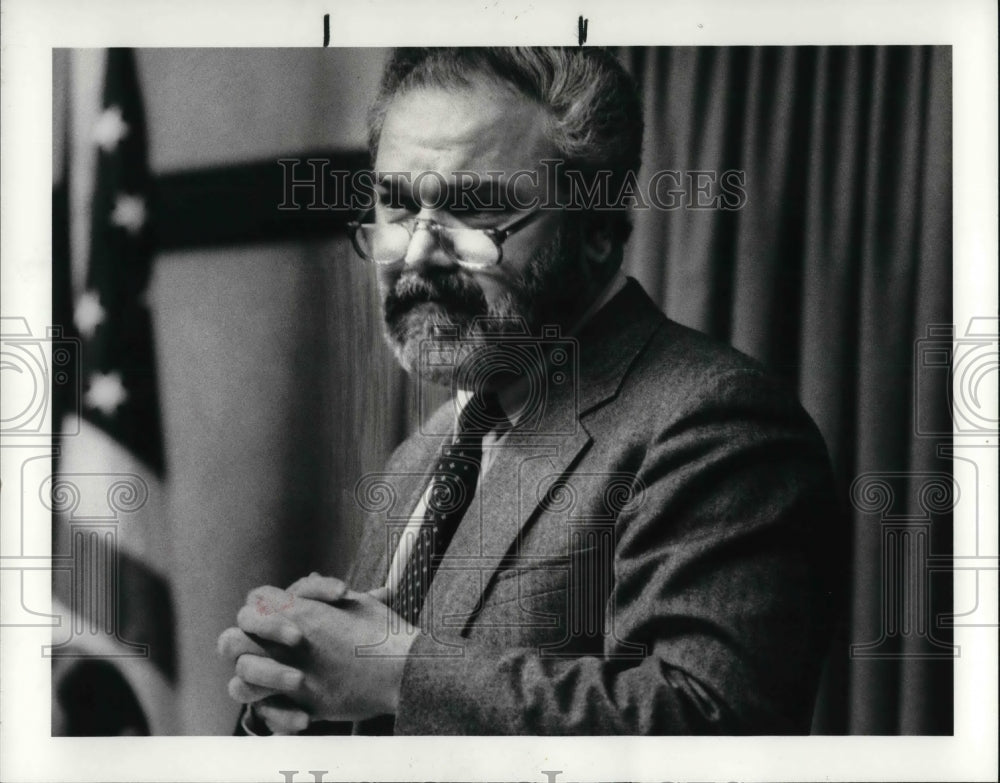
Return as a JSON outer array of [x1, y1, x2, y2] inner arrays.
[[403, 212, 455, 270]]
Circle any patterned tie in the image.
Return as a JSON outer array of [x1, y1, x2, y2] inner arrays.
[[391, 392, 508, 626]]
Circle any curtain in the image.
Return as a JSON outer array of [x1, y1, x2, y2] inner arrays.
[[618, 46, 953, 734]]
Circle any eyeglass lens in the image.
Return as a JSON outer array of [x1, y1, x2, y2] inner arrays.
[[355, 224, 499, 267]]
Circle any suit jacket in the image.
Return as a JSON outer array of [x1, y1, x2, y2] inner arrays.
[[342, 278, 843, 735]]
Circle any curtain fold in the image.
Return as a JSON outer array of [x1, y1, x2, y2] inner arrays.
[[619, 46, 953, 735]]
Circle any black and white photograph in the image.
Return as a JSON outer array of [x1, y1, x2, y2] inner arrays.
[[1, 1, 996, 781]]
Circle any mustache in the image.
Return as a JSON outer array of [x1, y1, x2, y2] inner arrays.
[[383, 270, 489, 325]]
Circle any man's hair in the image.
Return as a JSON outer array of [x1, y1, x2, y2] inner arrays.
[[367, 47, 644, 244]]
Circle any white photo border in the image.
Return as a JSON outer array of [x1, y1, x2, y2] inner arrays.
[[1, 0, 996, 781]]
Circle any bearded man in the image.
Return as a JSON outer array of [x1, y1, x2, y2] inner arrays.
[[218, 47, 845, 735]]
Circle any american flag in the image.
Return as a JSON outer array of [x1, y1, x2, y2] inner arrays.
[[52, 48, 176, 735]]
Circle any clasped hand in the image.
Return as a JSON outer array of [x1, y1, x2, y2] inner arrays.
[[217, 574, 415, 733]]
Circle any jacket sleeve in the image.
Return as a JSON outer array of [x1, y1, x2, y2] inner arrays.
[[393, 369, 845, 734]]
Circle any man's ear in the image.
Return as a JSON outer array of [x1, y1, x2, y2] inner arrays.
[[581, 218, 615, 266]]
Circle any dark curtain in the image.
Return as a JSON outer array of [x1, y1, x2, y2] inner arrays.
[[617, 46, 953, 734]]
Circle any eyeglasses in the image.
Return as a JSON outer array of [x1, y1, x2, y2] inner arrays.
[[348, 209, 543, 270]]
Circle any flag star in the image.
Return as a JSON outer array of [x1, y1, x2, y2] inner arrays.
[[93, 105, 130, 152], [74, 290, 106, 339], [110, 194, 146, 235], [85, 371, 128, 416]]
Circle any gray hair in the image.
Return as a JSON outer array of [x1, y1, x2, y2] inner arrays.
[[367, 47, 644, 243]]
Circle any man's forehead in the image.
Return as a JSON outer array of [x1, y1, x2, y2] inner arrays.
[[375, 82, 556, 176]]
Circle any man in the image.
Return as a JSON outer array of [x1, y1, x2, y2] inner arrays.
[[218, 47, 844, 735]]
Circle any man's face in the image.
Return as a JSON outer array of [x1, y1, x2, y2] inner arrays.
[[372, 79, 591, 387]]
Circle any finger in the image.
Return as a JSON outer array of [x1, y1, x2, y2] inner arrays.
[[256, 701, 311, 735], [217, 626, 267, 662], [227, 675, 281, 705], [234, 654, 304, 692], [244, 584, 298, 614], [236, 603, 302, 646], [284, 571, 319, 594], [287, 573, 352, 603]]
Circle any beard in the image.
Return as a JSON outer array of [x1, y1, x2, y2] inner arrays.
[[379, 223, 591, 389]]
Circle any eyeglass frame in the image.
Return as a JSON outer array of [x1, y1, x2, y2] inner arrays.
[[347, 207, 545, 269]]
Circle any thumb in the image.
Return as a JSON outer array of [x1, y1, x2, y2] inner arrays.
[[287, 573, 351, 603]]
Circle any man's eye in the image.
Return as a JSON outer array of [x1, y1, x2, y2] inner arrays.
[[449, 207, 510, 228], [382, 209, 413, 225], [376, 200, 417, 223]]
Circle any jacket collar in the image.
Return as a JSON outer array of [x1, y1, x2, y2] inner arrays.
[[574, 276, 665, 420]]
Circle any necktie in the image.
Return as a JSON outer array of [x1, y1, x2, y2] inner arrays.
[[391, 393, 508, 626]]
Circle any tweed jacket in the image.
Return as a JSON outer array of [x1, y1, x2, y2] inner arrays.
[[340, 278, 844, 735]]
